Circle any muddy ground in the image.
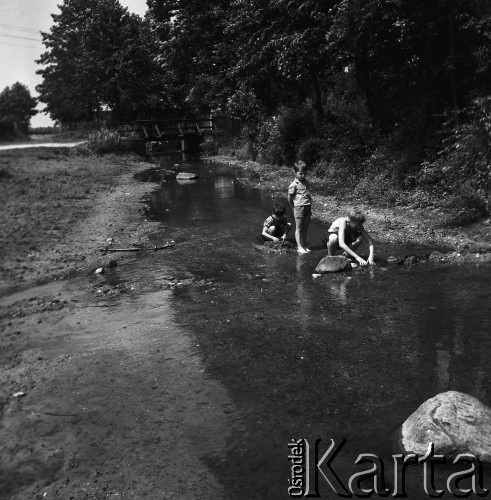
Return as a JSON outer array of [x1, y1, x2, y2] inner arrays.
[[0, 148, 490, 499]]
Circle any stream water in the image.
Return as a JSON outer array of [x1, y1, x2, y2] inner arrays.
[[126, 156, 490, 498]]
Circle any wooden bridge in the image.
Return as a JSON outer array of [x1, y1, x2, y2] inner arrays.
[[114, 118, 216, 152]]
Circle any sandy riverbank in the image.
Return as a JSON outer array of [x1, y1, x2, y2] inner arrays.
[[0, 147, 160, 292], [0, 148, 232, 499]]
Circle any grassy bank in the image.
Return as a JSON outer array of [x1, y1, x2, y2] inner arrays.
[[206, 153, 491, 259], [0, 147, 157, 288]]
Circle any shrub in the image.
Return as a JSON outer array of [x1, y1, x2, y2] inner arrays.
[[298, 137, 326, 167], [414, 96, 491, 219], [0, 121, 17, 141], [353, 171, 400, 205], [276, 106, 315, 165], [87, 128, 122, 155], [200, 138, 219, 156], [257, 116, 283, 165], [256, 105, 315, 166]]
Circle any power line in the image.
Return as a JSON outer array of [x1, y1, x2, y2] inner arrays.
[[0, 33, 42, 42], [0, 40, 42, 49], [0, 22, 40, 34]]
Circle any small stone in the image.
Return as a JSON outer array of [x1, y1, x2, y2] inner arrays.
[[386, 255, 402, 265], [95, 267, 104, 274], [13, 391, 25, 398], [176, 172, 199, 180], [404, 255, 418, 266]]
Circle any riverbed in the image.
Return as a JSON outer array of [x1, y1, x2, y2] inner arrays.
[[120, 155, 491, 497], [1, 151, 489, 499]]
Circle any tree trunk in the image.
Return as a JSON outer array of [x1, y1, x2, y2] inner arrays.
[[310, 72, 323, 129], [355, 34, 371, 113], [447, 0, 459, 126], [350, 0, 372, 115]]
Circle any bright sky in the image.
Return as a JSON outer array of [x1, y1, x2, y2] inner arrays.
[[0, 0, 148, 127]]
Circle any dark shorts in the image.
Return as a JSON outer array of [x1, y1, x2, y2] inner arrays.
[[294, 205, 311, 231], [327, 230, 360, 247]]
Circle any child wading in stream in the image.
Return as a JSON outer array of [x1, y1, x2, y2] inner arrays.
[[288, 161, 312, 253], [326, 209, 375, 266], [262, 203, 292, 242]]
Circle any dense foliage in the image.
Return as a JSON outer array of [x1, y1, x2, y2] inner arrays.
[[36, 0, 490, 215], [0, 83, 37, 135]]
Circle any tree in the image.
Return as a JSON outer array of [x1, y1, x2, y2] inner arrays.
[[146, 0, 233, 114], [0, 82, 37, 134], [36, 0, 164, 126]]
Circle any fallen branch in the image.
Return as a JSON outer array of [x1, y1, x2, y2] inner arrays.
[[100, 242, 174, 253], [106, 247, 143, 252]]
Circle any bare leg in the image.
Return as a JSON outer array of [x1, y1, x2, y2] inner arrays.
[[301, 213, 311, 250], [295, 226, 304, 251], [327, 233, 339, 256]]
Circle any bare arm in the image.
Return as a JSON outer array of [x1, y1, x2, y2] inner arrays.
[[360, 227, 375, 264], [338, 222, 367, 265], [280, 221, 292, 240], [262, 225, 279, 242]]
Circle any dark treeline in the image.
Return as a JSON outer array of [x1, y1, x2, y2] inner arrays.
[[36, 0, 490, 218], [0, 83, 37, 138]]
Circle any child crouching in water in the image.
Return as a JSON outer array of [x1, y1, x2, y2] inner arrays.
[[262, 203, 292, 242], [326, 209, 375, 266]]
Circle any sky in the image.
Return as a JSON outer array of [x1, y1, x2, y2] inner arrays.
[[0, 0, 148, 127]]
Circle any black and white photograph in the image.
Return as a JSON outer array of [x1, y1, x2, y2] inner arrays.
[[0, 0, 490, 498]]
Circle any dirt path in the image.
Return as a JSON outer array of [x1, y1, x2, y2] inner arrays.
[[0, 142, 86, 151], [0, 148, 234, 499]]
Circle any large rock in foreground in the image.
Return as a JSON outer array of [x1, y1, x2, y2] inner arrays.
[[314, 255, 352, 273], [397, 391, 491, 462]]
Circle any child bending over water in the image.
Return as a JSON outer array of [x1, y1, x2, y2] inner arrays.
[[326, 210, 375, 266]]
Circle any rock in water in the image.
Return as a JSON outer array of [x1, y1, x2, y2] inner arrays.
[[397, 391, 491, 462], [314, 255, 352, 273], [386, 255, 403, 265], [176, 172, 199, 180]]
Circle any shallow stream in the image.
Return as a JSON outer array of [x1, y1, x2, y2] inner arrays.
[[123, 156, 490, 498]]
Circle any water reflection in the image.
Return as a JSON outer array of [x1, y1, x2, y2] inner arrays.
[[214, 175, 236, 199], [136, 157, 491, 497]]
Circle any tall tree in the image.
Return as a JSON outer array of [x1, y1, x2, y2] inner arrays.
[[146, 0, 233, 113], [36, 0, 163, 125], [0, 83, 37, 134]]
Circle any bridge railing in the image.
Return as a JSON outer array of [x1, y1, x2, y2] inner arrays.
[[112, 118, 215, 140]]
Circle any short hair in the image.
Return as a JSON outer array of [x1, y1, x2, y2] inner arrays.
[[272, 203, 286, 216], [348, 209, 366, 224], [294, 159, 306, 173]]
